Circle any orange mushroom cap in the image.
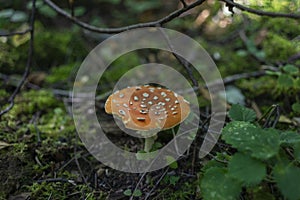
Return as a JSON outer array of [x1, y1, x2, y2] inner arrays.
[[105, 85, 190, 131]]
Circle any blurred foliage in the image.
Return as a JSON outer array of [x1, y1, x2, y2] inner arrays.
[[0, 0, 300, 199], [262, 33, 299, 62]]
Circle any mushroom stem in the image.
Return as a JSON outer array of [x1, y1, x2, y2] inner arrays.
[[144, 135, 157, 152]]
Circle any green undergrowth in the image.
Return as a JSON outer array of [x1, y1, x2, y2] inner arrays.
[[0, 22, 87, 74], [0, 89, 79, 199], [200, 104, 300, 200]]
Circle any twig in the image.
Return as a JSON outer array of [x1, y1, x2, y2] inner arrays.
[[74, 145, 88, 185], [207, 152, 228, 164], [0, 29, 31, 37], [220, 0, 300, 19], [180, 0, 187, 8], [144, 168, 169, 200], [158, 28, 199, 91], [238, 29, 265, 63], [222, 70, 266, 84], [36, 178, 76, 185], [204, 70, 266, 90], [257, 104, 280, 128], [0, 0, 36, 117], [287, 52, 300, 63], [47, 192, 53, 200], [129, 173, 148, 200], [0, 73, 40, 90], [33, 111, 41, 144], [43, 0, 206, 34], [263, 104, 280, 128]]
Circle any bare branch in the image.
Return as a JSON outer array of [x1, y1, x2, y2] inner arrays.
[[43, 0, 206, 34], [180, 0, 188, 8], [220, 0, 300, 19], [0, 29, 31, 37], [0, 0, 36, 117], [158, 28, 199, 90]]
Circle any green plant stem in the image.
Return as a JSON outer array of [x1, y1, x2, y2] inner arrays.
[[144, 135, 157, 152]]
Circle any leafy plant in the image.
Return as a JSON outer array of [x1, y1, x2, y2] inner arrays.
[[200, 104, 300, 200], [123, 188, 142, 197]]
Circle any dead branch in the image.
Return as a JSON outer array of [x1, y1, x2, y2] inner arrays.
[[43, 0, 207, 34], [0, 0, 36, 117], [0, 29, 31, 37], [221, 0, 300, 19]]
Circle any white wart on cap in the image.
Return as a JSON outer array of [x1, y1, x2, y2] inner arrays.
[[105, 85, 190, 131]]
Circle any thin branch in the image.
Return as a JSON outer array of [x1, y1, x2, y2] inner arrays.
[[44, 0, 300, 36], [0, 29, 31, 37], [0, 0, 36, 117], [206, 70, 266, 90], [180, 0, 187, 8], [36, 178, 76, 185], [181, 69, 267, 94], [43, 0, 206, 34], [144, 168, 169, 200], [220, 0, 300, 19], [158, 28, 199, 90], [287, 52, 300, 63], [74, 143, 88, 185]]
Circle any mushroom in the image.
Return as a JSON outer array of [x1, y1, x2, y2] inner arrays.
[[105, 85, 190, 152]]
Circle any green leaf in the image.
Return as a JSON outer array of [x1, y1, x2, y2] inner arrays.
[[225, 86, 245, 105], [26, 0, 43, 9], [136, 150, 157, 160], [292, 103, 300, 113], [201, 167, 242, 200], [228, 104, 256, 122], [0, 9, 14, 18], [165, 156, 178, 169], [273, 163, 300, 200], [132, 189, 142, 197], [74, 7, 86, 17], [39, 5, 57, 18], [295, 78, 300, 88], [280, 131, 300, 145], [228, 153, 266, 186], [222, 122, 280, 160], [10, 11, 28, 22], [123, 189, 132, 196], [283, 64, 299, 75], [278, 74, 294, 88], [169, 176, 180, 186], [202, 153, 229, 171]]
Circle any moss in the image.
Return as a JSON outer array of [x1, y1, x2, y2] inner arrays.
[[27, 182, 97, 200], [45, 63, 79, 86], [216, 49, 259, 76], [0, 89, 9, 102], [7, 89, 58, 117], [264, 18, 300, 38], [262, 32, 299, 62], [102, 51, 140, 81], [0, 41, 28, 73], [237, 76, 277, 98], [34, 26, 88, 69], [37, 107, 75, 140], [0, 89, 71, 144], [0, 148, 36, 199]]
